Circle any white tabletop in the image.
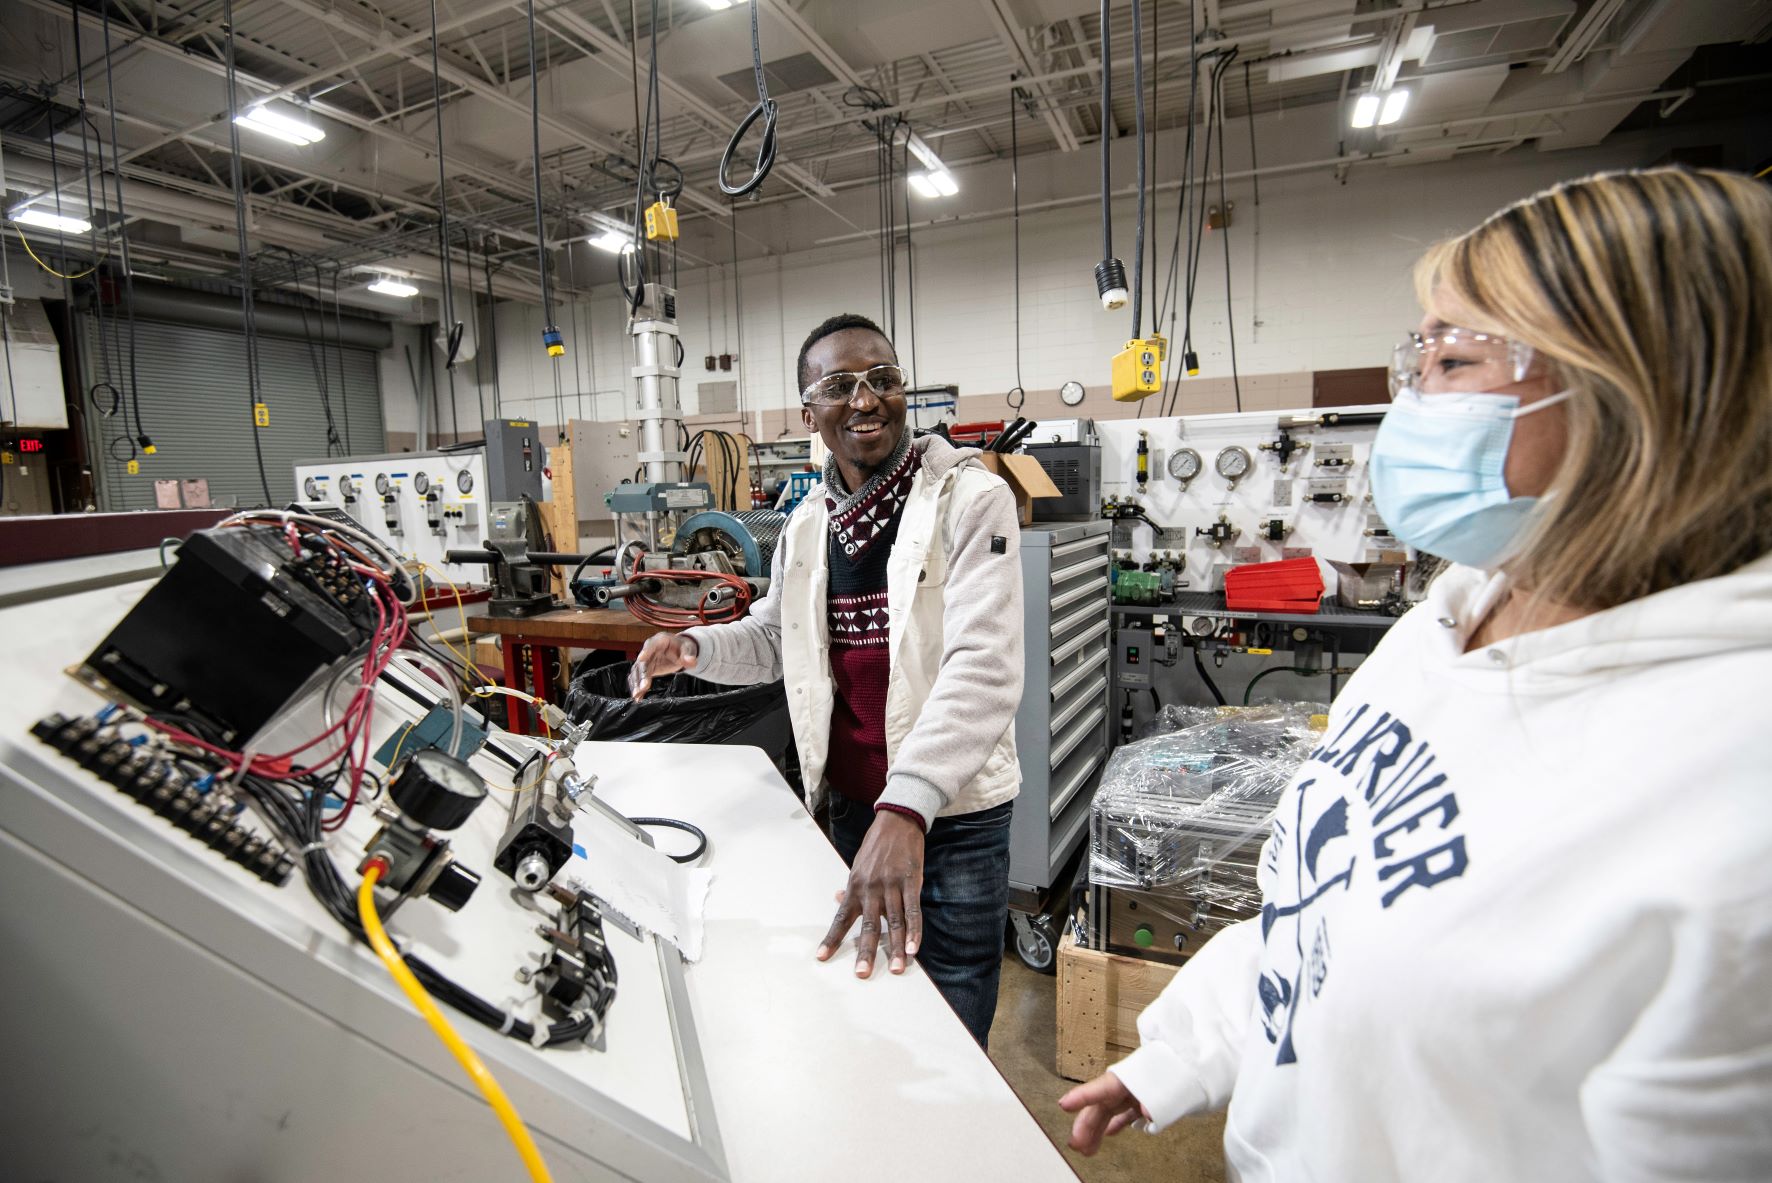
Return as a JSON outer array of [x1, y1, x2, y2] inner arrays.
[[585, 741, 1079, 1183]]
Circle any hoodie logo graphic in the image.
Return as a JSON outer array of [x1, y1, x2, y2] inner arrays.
[[1255, 702, 1471, 1066]]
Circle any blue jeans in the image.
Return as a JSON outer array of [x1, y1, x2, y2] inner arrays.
[[828, 795, 1013, 1048]]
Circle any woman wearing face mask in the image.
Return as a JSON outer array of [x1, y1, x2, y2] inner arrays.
[[1059, 166, 1772, 1181]]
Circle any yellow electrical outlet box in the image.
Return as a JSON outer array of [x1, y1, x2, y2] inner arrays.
[[644, 200, 679, 242], [1111, 338, 1164, 402], [254, 403, 270, 427], [126, 459, 140, 475]]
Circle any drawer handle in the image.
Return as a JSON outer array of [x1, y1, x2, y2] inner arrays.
[[1050, 619, 1109, 664], [1050, 556, 1109, 586], [1051, 672, 1108, 732], [1050, 650, 1108, 700], [1050, 704, 1106, 768], [1049, 751, 1105, 821]]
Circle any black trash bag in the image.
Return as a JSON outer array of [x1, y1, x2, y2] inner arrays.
[[564, 658, 793, 771]]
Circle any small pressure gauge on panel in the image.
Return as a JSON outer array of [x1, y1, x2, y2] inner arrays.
[[303, 476, 321, 500], [338, 476, 357, 501], [1059, 380, 1086, 407], [412, 471, 431, 496], [1215, 445, 1252, 489], [456, 469, 474, 495], [374, 473, 391, 496], [1167, 447, 1202, 487]]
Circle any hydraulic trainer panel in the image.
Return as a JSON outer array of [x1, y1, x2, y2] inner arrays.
[[293, 447, 491, 583]]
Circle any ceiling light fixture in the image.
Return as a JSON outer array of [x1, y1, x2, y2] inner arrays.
[[701, 0, 734, 8], [1380, 88, 1410, 125], [1351, 93, 1381, 129], [908, 170, 959, 199], [13, 207, 92, 234], [588, 228, 633, 253], [367, 277, 418, 297], [235, 104, 326, 146]]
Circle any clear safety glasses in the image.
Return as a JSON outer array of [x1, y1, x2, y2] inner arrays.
[[800, 363, 908, 407], [1389, 327, 1537, 397]]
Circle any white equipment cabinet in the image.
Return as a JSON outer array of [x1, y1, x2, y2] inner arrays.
[[293, 447, 492, 583]]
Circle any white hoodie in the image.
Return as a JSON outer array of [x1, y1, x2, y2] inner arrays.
[[1108, 555, 1772, 1182]]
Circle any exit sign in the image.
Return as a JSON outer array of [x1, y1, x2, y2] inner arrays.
[[16, 438, 43, 454]]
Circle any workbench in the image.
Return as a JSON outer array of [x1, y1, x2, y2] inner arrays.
[[0, 576, 1081, 1183], [466, 605, 682, 732]]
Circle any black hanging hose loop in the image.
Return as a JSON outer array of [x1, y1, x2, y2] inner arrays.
[[718, 0, 778, 198], [647, 156, 684, 201]]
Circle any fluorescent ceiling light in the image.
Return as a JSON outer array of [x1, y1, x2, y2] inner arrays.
[[1380, 88, 1409, 125], [367, 277, 418, 297], [908, 170, 958, 199], [905, 134, 944, 173], [1351, 93, 1381, 129], [588, 228, 633, 253], [236, 104, 325, 146], [13, 207, 91, 234]]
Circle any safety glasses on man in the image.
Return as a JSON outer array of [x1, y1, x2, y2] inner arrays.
[[800, 363, 909, 406], [1389, 326, 1536, 396]]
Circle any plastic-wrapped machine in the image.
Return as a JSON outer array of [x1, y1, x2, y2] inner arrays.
[[1085, 704, 1324, 958]]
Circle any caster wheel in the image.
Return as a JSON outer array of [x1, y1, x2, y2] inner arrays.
[[1010, 911, 1059, 974]]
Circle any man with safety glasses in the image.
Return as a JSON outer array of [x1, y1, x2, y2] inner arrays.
[[631, 312, 1025, 1047]]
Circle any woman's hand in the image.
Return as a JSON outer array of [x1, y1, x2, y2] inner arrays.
[[1058, 1072, 1151, 1156]]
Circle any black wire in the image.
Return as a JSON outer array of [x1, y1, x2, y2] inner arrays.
[[1216, 56, 1241, 412], [1007, 80, 1025, 412], [466, 237, 488, 429], [524, 0, 555, 331], [1131, 0, 1146, 340], [428, 0, 461, 371], [900, 132, 918, 386], [219, 0, 274, 506], [627, 817, 708, 864], [328, 264, 353, 452], [1099, 0, 1114, 263], [95, 1, 146, 451], [717, 0, 777, 197], [482, 247, 502, 416]]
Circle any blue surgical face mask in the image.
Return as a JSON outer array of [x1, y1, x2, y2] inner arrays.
[[1369, 386, 1572, 569]]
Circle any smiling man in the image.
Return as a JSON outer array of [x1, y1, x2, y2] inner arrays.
[[631, 312, 1026, 1046]]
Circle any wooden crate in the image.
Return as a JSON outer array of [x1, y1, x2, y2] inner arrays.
[[1056, 933, 1181, 1082]]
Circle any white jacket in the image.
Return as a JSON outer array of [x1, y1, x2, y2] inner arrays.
[[684, 435, 1025, 826], [1110, 554, 1772, 1182]]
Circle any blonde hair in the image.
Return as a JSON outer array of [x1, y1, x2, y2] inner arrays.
[[1416, 167, 1772, 611]]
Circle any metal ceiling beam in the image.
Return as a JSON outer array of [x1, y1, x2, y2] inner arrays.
[[916, 51, 1002, 154], [263, 0, 733, 218], [978, 0, 1082, 151]]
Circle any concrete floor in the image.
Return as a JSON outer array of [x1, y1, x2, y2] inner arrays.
[[989, 955, 1228, 1183]]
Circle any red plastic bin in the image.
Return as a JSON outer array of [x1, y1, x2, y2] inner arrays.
[[1224, 558, 1324, 614]]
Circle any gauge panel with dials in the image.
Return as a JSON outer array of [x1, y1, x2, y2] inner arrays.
[[1215, 445, 1252, 486], [455, 469, 474, 494], [1167, 447, 1201, 484], [1059, 380, 1086, 407], [374, 473, 391, 495], [412, 471, 431, 496]]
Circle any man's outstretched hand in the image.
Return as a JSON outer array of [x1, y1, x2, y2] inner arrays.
[[1058, 1072, 1151, 1156], [816, 810, 925, 978], [630, 633, 698, 699]]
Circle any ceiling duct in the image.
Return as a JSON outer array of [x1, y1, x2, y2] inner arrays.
[[1422, 0, 1576, 68]]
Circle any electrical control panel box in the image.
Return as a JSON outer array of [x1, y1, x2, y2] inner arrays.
[[293, 448, 492, 584], [1114, 624, 1152, 687], [483, 417, 546, 505]]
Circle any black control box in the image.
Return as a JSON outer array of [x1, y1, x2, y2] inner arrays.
[[78, 525, 374, 744]]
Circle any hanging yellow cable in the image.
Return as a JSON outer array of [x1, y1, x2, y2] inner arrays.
[[416, 562, 491, 688], [357, 863, 553, 1183], [13, 226, 99, 279]]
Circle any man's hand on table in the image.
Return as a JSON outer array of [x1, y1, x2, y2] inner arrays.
[[630, 633, 698, 699], [817, 810, 925, 978]]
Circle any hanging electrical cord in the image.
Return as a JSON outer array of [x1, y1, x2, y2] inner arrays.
[[730, 197, 747, 417], [718, 0, 777, 197], [96, 3, 150, 455], [899, 130, 918, 385], [329, 263, 353, 451], [1093, 0, 1128, 311], [1006, 78, 1025, 412], [427, 0, 465, 392], [1244, 60, 1261, 348], [465, 236, 488, 429], [523, 0, 563, 364], [1130, 0, 1147, 342], [219, 0, 275, 506], [1139, 0, 1160, 421], [1216, 53, 1242, 412], [481, 244, 503, 416]]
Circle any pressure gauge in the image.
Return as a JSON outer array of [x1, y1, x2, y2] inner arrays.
[[374, 472, 391, 495], [456, 469, 474, 495], [1215, 445, 1252, 487], [338, 476, 356, 499], [413, 471, 431, 496], [302, 476, 320, 500], [1059, 380, 1086, 407], [1167, 447, 1201, 485]]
